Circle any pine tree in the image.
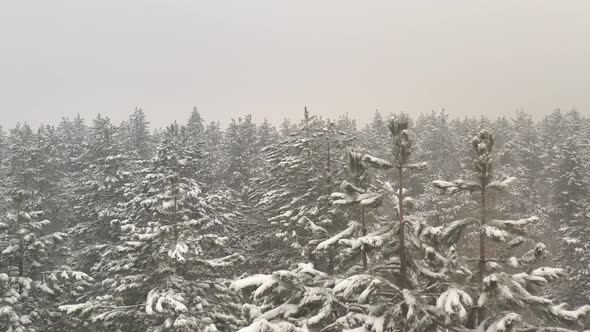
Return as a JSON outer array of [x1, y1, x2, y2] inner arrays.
[[236, 114, 465, 332], [249, 109, 352, 269], [433, 129, 590, 330], [56, 115, 88, 176], [7, 123, 36, 194], [186, 107, 205, 145], [202, 121, 225, 186], [555, 135, 590, 307], [361, 110, 390, 158], [0, 190, 93, 332], [231, 263, 338, 332], [322, 150, 384, 271], [538, 109, 590, 309], [68, 115, 133, 274], [413, 110, 462, 225], [363, 113, 426, 289], [126, 107, 153, 160], [279, 118, 296, 137], [256, 119, 278, 153], [225, 115, 258, 193], [0, 125, 7, 173], [62, 123, 245, 332]]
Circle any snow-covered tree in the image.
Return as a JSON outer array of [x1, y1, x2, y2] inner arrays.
[[0, 125, 7, 173], [225, 115, 258, 193], [62, 123, 245, 332], [360, 110, 390, 158], [322, 150, 385, 271], [250, 109, 352, 268], [554, 135, 590, 307], [202, 120, 226, 187], [186, 107, 205, 145], [0, 190, 93, 332], [546, 111, 590, 308], [7, 123, 36, 194], [279, 118, 297, 137], [231, 263, 337, 332], [412, 110, 464, 227], [362, 113, 428, 289], [257, 119, 278, 151], [125, 107, 153, 160], [68, 115, 133, 274], [56, 115, 88, 176], [314, 114, 468, 332], [433, 129, 590, 330], [237, 114, 474, 332]]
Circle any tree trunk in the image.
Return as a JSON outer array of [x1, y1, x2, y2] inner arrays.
[[477, 182, 488, 325], [479, 187, 487, 284], [16, 202, 24, 293], [361, 205, 368, 270], [398, 166, 407, 289]]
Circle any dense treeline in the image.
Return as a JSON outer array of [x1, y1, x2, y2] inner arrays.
[[0, 107, 589, 331]]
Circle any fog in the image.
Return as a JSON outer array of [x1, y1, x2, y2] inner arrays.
[[1, 0, 589, 127]]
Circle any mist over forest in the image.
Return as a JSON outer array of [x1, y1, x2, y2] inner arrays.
[[0, 108, 589, 331]]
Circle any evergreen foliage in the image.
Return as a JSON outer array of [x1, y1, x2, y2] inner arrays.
[[0, 108, 587, 331]]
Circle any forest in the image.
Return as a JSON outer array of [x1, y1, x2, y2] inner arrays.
[[0, 107, 589, 332]]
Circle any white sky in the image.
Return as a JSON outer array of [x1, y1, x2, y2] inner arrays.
[[1, 0, 589, 128]]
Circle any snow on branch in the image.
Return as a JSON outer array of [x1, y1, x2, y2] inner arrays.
[[230, 275, 274, 293], [486, 177, 516, 191], [330, 192, 355, 206], [439, 218, 479, 246], [145, 289, 187, 315], [548, 304, 590, 322], [530, 267, 564, 281], [314, 221, 360, 252], [292, 263, 328, 279], [415, 260, 448, 280], [520, 243, 547, 265], [487, 216, 539, 234], [403, 162, 428, 172], [362, 155, 393, 169], [484, 313, 522, 332], [339, 233, 385, 253], [403, 289, 418, 319], [206, 253, 246, 267], [484, 226, 509, 242], [256, 303, 299, 322], [333, 275, 375, 301], [356, 192, 384, 208], [436, 288, 473, 322], [433, 179, 481, 194], [340, 180, 365, 195], [236, 319, 308, 332]]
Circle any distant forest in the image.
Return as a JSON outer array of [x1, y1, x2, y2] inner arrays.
[[0, 107, 589, 331]]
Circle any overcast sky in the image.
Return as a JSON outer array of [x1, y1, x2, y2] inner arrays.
[[1, 1, 589, 128]]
